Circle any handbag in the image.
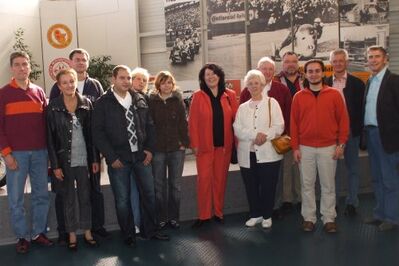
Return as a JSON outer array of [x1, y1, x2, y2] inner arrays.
[[268, 98, 292, 154], [227, 94, 238, 164]]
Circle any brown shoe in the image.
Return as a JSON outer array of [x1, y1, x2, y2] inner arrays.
[[302, 221, 315, 232], [324, 222, 337, 233], [16, 238, 30, 254]]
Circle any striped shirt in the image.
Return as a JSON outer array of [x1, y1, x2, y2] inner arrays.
[[0, 79, 47, 155]]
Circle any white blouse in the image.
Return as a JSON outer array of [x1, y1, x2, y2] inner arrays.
[[233, 96, 284, 168]]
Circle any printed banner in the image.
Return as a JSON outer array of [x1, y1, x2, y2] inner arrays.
[[40, 1, 77, 92]]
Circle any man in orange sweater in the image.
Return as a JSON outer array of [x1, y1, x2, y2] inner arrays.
[[290, 59, 349, 233]]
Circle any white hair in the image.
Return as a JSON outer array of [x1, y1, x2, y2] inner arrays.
[[244, 69, 266, 87], [257, 56, 275, 68], [131, 67, 150, 80], [329, 48, 349, 62]]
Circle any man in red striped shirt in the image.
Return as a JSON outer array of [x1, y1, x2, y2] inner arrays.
[[0, 52, 53, 254]]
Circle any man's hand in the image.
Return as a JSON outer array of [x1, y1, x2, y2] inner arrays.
[[143, 150, 153, 166], [192, 147, 198, 156], [92, 162, 100, 174], [4, 154, 18, 170], [111, 159, 124, 169], [293, 149, 301, 163], [53, 168, 64, 181], [333, 145, 345, 160]]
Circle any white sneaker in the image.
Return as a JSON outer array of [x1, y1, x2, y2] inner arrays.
[[135, 226, 140, 234], [262, 218, 272, 228], [245, 217, 263, 227]]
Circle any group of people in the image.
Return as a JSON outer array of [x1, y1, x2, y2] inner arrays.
[[0, 44, 398, 255]]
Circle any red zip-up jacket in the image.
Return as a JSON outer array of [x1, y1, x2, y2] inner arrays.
[[290, 86, 349, 150]]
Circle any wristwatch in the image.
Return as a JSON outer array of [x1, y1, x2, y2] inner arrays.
[[338, 144, 346, 149]]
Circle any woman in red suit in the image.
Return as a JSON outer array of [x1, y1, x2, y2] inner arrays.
[[189, 63, 238, 228]]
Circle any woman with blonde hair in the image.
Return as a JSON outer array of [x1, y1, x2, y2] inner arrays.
[[148, 71, 189, 229]]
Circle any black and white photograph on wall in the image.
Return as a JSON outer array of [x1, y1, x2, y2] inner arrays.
[[339, 0, 389, 71], [164, 0, 201, 80], [258, 0, 339, 70], [207, 0, 247, 79]]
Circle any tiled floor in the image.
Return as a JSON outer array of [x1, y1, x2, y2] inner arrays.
[[0, 193, 398, 266]]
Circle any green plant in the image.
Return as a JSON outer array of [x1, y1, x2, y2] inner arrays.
[[13, 28, 42, 81], [87, 55, 116, 90]]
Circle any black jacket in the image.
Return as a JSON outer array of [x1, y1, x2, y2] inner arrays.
[[49, 75, 104, 103], [363, 69, 399, 153], [47, 93, 98, 169], [92, 89, 156, 165], [148, 91, 189, 152], [326, 73, 365, 137]]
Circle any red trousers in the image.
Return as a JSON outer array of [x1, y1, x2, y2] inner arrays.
[[195, 147, 231, 220]]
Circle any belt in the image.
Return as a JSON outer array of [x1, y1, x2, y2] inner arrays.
[[365, 125, 377, 128]]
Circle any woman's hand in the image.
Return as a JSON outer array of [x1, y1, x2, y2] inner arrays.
[[111, 159, 124, 169], [254, 132, 267, 146], [53, 168, 64, 181]]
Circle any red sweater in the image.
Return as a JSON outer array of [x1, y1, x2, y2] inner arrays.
[[0, 79, 47, 155], [239, 80, 292, 134], [290, 86, 349, 150], [189, 89, 238, 153]]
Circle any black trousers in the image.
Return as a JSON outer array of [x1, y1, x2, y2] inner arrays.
[[240, 153, 281, 219], [53, 165, 105, 234]]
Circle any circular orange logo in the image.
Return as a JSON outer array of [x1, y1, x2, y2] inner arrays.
[[47, 24, 73, 49], [49, 58, 72, 81]]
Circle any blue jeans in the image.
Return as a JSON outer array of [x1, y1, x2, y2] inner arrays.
[[153, 150, 185, 223], [6, 149, 49, 239], [367, 127, 399, 224], [107, 154, 157, 238], [336, 135, 360, 206], [130, 172, 141, 227]]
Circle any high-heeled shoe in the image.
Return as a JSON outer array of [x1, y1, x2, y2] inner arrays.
[[84, 237, 99, 247], [68, 241, 78, 251]]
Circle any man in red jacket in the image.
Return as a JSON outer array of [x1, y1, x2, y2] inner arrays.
[[290, 59, 349, 233]]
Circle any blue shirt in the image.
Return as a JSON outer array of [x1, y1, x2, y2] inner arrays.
[[364, 67, 387, 126]]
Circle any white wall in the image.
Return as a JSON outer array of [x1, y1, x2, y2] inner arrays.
[[0, 0, 43, 89], [0, 0, 140, 93]]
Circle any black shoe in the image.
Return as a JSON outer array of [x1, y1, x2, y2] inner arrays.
[[213, 216, 225, 224], [191, 219, 210, 229], [296, 202, 302, 211], [344, 204, 357, 216], [272, 209, 284, 220], [92, 228, 110, 239], [84, 237, 99, 247], [151, 232, 170, 241], [158, 221, 168, 230], [281, 202, 293, 213], [364, 217, 383, 226], [124, 236, 136, 248], [169, 220, 180, 229], [58, 233, 69, 245]]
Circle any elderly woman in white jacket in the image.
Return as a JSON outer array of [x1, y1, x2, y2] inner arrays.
[[234, 69, 284, 228]]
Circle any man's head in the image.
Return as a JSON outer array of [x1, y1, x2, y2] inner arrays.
[[10, 51, 31, 82], [257, 56, 275, 83], [69, 48, 90, 75], [367, 45, 388, 75], [282, 51, 299, 76], [112, 65, 132, 93], [329, 48, 349, 75], [304, 59, 325, 87], [131, 67, 150, 93]]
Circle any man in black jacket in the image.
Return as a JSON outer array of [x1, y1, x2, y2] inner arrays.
[[326, 48, 365, 216], [92, 65, 169, 246], [363, 45, 399, 231], [49, 48, 108, 243]]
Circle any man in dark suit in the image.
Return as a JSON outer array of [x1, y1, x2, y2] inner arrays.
[[326, 48, 365, 216], [363, 45, 399, 231]]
